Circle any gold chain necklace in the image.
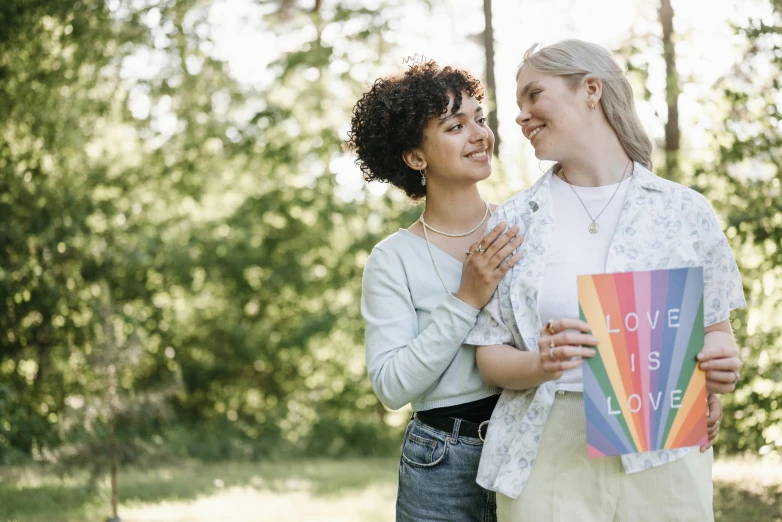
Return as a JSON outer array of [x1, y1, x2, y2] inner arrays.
[[560, 160, 632, 234]]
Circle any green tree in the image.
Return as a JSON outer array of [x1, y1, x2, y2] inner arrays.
[[703, 0, 782, 455], [1, 0, 423, 465], [659, 0, 681, 180], [482, 0, 500, 156], [0, 0, 149, 462]]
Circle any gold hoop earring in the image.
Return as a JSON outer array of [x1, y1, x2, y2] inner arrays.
[[420, 168, 426, 186]]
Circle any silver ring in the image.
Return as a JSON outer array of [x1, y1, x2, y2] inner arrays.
[[476, 245, 485, 254], [733, 371, 740, 383], [465, 250, 475, 256], [549, 347, 557, 361]]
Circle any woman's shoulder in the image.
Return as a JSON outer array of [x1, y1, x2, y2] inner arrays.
[[640, 169, 714, 212], [366, 229, 419, 266], [635, 164, 703, 197], [489, 181, 544, 225]]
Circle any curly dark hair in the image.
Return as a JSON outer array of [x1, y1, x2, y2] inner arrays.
[[346, 62, 484, 200]]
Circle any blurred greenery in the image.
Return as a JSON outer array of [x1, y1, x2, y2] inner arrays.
[[0, 0, 779, 495], [699, 2, 782, 455], [0, 0, 412, 471]]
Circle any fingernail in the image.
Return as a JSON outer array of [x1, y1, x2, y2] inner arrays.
[[697, 353, 705, 360], [700, 363, 709, 370]]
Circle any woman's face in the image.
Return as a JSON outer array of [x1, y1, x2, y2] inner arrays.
[[515, 67, 590, 161], [417, 91, 494, 186]]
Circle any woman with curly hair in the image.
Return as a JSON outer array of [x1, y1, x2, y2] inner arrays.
[[346, 62, 524, 521]]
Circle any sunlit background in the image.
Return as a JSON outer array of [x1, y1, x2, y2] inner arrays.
[[195, 0, 769, 189], [1, 0, 781, 520]]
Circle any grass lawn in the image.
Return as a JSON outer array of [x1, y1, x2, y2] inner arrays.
[[0, 455, 780, 521]]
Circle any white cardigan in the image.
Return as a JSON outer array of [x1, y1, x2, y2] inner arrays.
[[361, 229, 500, 412]]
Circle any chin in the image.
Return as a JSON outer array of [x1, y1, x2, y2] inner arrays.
[[471, 166, 493, 183], [533, 144, 556, 161]]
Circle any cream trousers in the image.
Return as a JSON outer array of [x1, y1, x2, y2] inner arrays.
[[497, 391, 714, 522]]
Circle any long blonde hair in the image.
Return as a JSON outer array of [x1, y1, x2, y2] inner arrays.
[[517, 39, 652, 169]]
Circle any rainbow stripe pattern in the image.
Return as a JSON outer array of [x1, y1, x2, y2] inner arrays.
[[577, 267, 708, 458]]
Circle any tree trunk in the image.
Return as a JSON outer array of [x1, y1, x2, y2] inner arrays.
[[659, 0, 680, 179], [482, 0, 500, 156], [111, 426, 119, 520]]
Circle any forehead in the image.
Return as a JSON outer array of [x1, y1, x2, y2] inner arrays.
[[515, 67, 547, 93]]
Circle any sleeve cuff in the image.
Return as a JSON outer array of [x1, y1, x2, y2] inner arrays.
[[445, 293, 481, 318], [464, 331, 514, 346]]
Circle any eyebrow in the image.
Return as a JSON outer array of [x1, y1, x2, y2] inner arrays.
[[439, 106, 484, 126], [517, 81, 540, 103]]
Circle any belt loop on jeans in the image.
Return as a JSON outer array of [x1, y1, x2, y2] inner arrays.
[[450, 417, 461, 444]]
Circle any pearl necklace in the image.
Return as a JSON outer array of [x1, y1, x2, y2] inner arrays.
[[419, 201, 493, 294], [418, 200, 491, 237]]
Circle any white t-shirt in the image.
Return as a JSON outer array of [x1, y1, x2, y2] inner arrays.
[[538, 174, 632, 392]]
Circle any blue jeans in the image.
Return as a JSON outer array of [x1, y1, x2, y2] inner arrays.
[[396, 417, 497, 522]]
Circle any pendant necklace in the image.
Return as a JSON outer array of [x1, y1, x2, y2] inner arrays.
[[560, 160, 632, 234]]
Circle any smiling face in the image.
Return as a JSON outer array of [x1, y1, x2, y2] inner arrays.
[[407, 90, 494, 187], [515, 67, 592, 162]]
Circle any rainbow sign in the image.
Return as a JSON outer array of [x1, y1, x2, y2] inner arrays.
[[577, 268, 708, 458]]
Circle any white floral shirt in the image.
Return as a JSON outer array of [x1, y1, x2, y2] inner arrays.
[[465, 162, 746, 499]]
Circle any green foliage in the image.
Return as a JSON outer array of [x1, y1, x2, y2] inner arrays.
[[701, 1, 782, 455], [1, 0, 410, 467], [0, 0, 144, 462]]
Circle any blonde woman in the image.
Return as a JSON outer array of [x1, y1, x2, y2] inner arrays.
[[466, 40, 744, 521]]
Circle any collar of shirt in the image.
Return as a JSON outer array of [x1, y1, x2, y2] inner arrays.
[[509, 161, 663, 352]]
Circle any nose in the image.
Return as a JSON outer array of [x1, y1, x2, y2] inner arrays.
[[515, 108, 530, 128], [471, 121, 490, 142]]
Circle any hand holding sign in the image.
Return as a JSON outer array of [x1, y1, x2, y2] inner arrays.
[[537, 319, 598, 381], [701, 392, 723, 453], [697, 329, 742, 393]]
